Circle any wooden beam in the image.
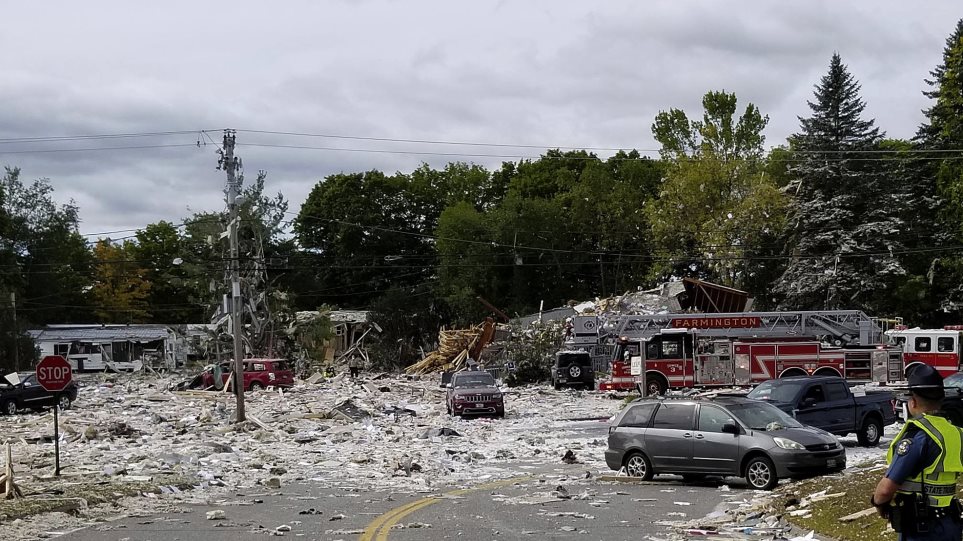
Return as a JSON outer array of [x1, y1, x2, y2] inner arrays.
[[476, 297, 510, 323]]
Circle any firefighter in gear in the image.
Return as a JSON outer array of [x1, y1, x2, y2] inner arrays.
[[872, 364, 963, 540]]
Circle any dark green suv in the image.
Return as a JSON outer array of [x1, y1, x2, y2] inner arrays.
[[551, 350, 595, 390]]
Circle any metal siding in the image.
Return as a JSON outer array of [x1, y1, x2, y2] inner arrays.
[[750, 344, 776, 380]]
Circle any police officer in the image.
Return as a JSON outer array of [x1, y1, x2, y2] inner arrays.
[[872, 364, 963, 540]]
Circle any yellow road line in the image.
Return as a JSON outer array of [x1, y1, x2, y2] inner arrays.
[[375, 498, 438, 541], [359, 476, 532, 541], [359, 498, 432, 541]]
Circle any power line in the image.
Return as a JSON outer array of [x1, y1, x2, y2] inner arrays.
[[235, 128, 639, 152], [239, 141, 963, 162], [0, 143, 200, 155], [1, 136, 962, 162], [239, 142, 587, 160], [0, 130, 216, 144], [0, 126, 962, 158], [235, 128, 963, 155]]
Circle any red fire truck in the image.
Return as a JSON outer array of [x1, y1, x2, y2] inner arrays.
[[564, 310, 903, 394], [885, 327, 963, 378]]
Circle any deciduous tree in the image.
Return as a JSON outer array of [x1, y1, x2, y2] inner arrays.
[[647, 91, 786, 291], [90, 239, 151, 322]]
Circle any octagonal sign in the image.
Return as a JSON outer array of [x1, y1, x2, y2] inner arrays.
[[36, 355, 73, 392]]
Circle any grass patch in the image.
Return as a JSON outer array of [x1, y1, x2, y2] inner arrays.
[[772, 467, 894, 541], [0, 474, 194, 522]]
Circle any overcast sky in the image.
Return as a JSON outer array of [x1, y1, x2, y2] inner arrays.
[[1, 1, 959, 239]]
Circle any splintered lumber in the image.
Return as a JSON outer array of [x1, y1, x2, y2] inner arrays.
[[2, 442, 23, 500], [838, 507, 877, 522], [405, 325, 485, 375]]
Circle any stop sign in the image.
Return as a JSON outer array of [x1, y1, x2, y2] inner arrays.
[[36, 355, 73, 392]]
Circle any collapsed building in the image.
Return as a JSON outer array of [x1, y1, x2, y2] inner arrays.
[[28, 325, 185, 372]]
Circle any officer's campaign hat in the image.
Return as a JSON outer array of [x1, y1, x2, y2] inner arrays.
[[906, 364, 945, 400]]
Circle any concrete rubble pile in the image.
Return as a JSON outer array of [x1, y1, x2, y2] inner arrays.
[[573, 283, 681, 318], [0, 372, 621, 530]]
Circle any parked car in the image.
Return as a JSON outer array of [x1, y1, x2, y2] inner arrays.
[[0, 372, 79, 415], [895, 371, 963, 425], [746, 376, 897, 446], [551, 350, 596, 390], [605, 396, 845, 490], [198, 359, 295, 391], [446, 370, 504, 418]]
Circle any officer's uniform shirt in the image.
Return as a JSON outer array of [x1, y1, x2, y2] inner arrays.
[[886, 421, 962, 541]]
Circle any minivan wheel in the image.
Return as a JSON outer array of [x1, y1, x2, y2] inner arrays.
[[623, 452, 653, 480], [745, 456, 778, 490], [2, 400, 16, 415]]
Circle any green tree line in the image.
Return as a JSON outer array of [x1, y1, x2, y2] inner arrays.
[[2, 20, 962, 370]]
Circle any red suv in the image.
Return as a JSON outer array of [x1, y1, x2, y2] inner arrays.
[[201, 359, 295, 391], [446, 370, 504, 418]]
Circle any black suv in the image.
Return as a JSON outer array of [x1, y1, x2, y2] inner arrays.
[[551, 350, 595, 390]]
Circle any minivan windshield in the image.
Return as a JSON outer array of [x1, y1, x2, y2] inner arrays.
[[747, 380, 808, 402], [727, 401, 804, 430]]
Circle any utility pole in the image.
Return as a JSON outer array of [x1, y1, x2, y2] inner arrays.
[[10, 292, 19, 372], [219, 129, 246, 423]]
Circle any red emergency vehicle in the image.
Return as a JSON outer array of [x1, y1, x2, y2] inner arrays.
[[565, 310, 902, 395], [885, 327, 962, 378]]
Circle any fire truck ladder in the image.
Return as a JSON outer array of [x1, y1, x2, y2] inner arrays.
[[589, 310, 884, 346]]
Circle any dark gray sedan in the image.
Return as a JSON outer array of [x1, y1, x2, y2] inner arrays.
[[605, 396, 846, 490]]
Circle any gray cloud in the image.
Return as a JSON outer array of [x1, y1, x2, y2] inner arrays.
[[0, 0, 959, 236]]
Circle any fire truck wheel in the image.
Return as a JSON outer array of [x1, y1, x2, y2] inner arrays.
[[857, 416, 882, 447], [645, 374, 667, 396], [745, 456, 778, 490], [623, 451, 653, 480]]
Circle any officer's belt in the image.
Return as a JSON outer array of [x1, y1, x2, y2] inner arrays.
[[898, 481, 958, 496], [931, 506, 958, 518]]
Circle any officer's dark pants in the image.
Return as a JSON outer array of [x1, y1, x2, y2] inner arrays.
[[899, 515, 962, 541]]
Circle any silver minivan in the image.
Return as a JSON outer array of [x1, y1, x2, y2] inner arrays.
[[605, 396, 846, 490]]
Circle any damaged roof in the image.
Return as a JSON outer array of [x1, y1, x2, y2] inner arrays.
[[28, 325, 172, 342], [295, 310, 371, 324], [679, 278, 753, 313]]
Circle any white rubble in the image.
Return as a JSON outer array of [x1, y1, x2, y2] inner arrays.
[[0, 368, 899, 541], [0, 372, 621, 539]]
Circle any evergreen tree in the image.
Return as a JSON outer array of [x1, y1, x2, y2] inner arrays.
[[917, 20, 963, 318], [774, 54, 904, 312]]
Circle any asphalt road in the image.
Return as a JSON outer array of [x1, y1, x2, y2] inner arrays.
[[53, 419, 752, 541], [55, 472, 740, 541]]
